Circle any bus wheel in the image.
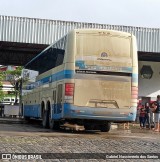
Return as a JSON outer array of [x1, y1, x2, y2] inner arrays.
[[48, 111, 60, 130], [49, 118, 55, 129], [100, 122, 111, 132], [53, 121, 60, 130], [84, 124, 93, 130], [49, 120, 60, 130], [24, 116, 30, 121], [42, 110, 49, 128], [49, 115, 60, 130]]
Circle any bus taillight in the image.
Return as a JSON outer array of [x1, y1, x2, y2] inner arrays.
[[65, 83, 74, 96], [65, 83, 74, 103]]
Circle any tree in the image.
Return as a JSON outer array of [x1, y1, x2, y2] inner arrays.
[[5, 66, 23, 104], [0, 71, 5, 101]]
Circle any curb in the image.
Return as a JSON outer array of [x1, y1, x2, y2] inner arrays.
[[0, 117, 27, 124]]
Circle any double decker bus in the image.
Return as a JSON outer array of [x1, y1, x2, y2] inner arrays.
[[21, 29, 138, 132]]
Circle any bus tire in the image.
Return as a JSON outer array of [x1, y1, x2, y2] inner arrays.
[[100, 122, 111, 132], [42, 110, 49, 128], [53, 121, 60, 130], [48, 111, 60, 130], [49, 119, 55, 129], [84, 124, 93, 130], [24, 116, 30, 121], [21, 104, 24, 117], [49, 120, 60, 130]]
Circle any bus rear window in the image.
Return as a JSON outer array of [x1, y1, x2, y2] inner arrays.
[[75, 33, 132, 72], [76, 33, 131, 58]]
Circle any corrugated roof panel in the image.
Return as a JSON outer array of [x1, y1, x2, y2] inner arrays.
[[0, 15, 160, 52]]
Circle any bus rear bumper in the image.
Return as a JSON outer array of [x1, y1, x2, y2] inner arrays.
[[63, 103, 137, 122]]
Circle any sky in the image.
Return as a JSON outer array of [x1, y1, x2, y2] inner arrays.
[[0, 0, 160, 28]]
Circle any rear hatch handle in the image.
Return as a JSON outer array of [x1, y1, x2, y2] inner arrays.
[[89, 99, 119, 108]]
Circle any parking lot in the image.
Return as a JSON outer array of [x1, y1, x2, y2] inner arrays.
[[0, 119, 160, 162]]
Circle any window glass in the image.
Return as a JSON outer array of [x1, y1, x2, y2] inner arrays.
[[25, 36, 66, 74]]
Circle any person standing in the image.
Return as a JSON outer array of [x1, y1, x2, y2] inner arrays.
[[144, 102, 151, 129], [150, 102, 155, 128], [152, 95, 160, 132], [139, 107, 146, 129]]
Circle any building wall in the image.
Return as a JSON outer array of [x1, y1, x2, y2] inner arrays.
[[138, 61, 160, 101]]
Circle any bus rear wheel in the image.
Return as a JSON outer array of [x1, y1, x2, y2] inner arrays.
[[42, 110, 49, 128], [49, 118, 54, 129], [100, 122, 111, 132], [84, 124, 94, 130], [54, 121, 60, 130], [49, 109, 60, 130], [49, 119, 60, 130], [24, 116, 30, 121]]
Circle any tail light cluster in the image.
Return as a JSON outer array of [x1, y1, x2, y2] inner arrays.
[[64, 83, 74, 103]]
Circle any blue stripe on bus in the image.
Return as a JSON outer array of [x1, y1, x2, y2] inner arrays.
[[26, 69, 138, 90], [52, 113, 62, 119], [26, 70, 74, 90], [24, 104, 41, 117], [51, 70, 74, 82], [122, 67, 132, 72], [132, 73, 138, 83], [24, 103, 63, 119], [24, 103, 136, 121], [63, 103, 136, 121]]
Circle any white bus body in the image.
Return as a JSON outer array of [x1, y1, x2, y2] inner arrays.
[[22, 29, 138, 132]]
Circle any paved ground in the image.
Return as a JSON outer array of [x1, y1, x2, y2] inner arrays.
[[0, 119, 160, 162]]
